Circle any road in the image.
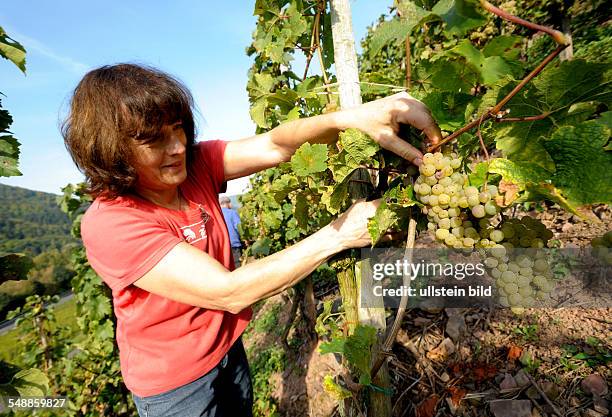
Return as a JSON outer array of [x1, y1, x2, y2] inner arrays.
[[0, 291, 74, 336]]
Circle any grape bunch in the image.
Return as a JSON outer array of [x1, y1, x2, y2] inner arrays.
[[414, 152, 558, 309], [414, 151, 505, 249]]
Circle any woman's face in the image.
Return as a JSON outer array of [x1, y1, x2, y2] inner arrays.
[[132, 122, 188, 192]]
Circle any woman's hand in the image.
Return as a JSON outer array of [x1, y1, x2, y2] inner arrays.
[[329, 199, 381, 249], [337, 92, 442, 166]]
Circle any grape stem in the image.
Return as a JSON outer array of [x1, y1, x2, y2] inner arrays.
[[427, 0, 569, 153]]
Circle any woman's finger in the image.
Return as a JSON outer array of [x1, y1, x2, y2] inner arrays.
[[377, 133, 424, 165], [395, 98, 443, 147]]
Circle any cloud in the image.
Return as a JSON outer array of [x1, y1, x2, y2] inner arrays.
[[5, 27, 89, 74]]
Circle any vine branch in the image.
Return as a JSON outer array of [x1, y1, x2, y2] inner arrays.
[[427, 2, 569, 152]]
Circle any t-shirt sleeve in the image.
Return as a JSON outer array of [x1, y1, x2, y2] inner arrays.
[[193, 140, 228, 194], [81, 205, 183, 292]]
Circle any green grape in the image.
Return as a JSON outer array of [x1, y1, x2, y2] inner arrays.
[[519, 236, 533, 247], [439, 177, 452, 187], [432, 184, 443, 195], [467, 195, 480, 207], [450, 217, 463, 228], [441, 166, 454, 177], [479, 192, 491, 203], [518, 285, 533, 297], [458, 197, 469, 208], [418, 183, 431, 195], [447, 207, 460, 218], [516, 275, 531, 287], [508, 293, 523, 306], [491, 268, 502, 278], [504, 282, 519, 294], [484, 257, 499, 268], [438, 210, 449, 219], [465, 186, 478, 196], [497, 262, 508, 272], [519, 267, 533, 277], [423, 153, 435, 164], [438, 194, 450, 205], [420, 164, 436, 176], [435, 229, 450, 240], [444, 234, 458, 246], [508, 262, 520, 273], [463, 237, 475, 247], [452, 227, 464, 238], [491, 245, 507, 258], [451, 172, 464, 184], [531, 238, 545, 248], [424, 176, 438, 186], [484, 201, 498, 216], [533, 259, 548, 272], [472, 205, 486, 218], [427, 222, 436, 231], [450, 158, 461, 169], [501, 224, 515, 239], [532, 275, 547, 289], [490, 230, 504, 243], [501, 270, 516, 283], [449, 196, 459, 207], [486, 185, 498, 196], [429, 195, 439, 206], [438, 218, 451, 229]]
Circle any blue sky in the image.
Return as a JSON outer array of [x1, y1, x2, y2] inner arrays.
[[0, 1, 391, 195]]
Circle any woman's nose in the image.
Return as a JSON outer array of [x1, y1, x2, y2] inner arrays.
[[168, 133, 186, 155]]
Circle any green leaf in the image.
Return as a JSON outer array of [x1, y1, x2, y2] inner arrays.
[[368, 184, 419, 246], [320, 325, 377, 386], [0, 27, 26, 73], [270, 174, 299, 203], [290, 143, 328, 176], [368, 19, 412, 59], [321, 180, 349, 215], [10, 369, 49, 397], [432, 0, 487, 37], [422, 91, 475, 130], [323, 375, 352, 400], [427, 59, 479, 93], [468, 162, 489, 187], [338, 128, 380, 166], [251, 237, 272, 256], [0, 154, 21, 177], [543, 121, 612, 205], [249, 98, 270, 128], [483, 35, 523, 60]]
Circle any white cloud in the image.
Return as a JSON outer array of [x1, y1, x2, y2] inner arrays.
[[5, 27, 89, 74]]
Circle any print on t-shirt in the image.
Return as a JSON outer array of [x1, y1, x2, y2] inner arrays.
[[180, 219, 207, 244]]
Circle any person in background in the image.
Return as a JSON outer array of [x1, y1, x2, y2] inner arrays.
[[219, 196, 243, 267]]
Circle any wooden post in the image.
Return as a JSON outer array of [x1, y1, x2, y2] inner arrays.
[[330, 1, 392, 416]]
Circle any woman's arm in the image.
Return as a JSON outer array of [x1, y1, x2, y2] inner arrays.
[[222, 92, 442, 181], [132, 199, 378, 313]]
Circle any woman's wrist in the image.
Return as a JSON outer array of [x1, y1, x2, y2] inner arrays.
[[319, 222, 351, 253]]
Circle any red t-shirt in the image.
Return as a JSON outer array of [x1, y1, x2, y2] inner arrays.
[[80, 140, 252, 397]]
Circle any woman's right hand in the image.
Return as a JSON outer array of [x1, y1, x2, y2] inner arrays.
[[329, 199, 381, 249]]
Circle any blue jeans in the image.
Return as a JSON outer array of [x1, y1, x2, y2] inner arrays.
[[132, 339, 253, 417]]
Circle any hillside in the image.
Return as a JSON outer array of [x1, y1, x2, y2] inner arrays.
[[0, 183, 75, 256]]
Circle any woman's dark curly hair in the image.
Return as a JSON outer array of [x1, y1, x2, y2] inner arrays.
[[61, 63, 196, 200]]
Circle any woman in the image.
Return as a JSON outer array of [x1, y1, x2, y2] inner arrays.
[[62, 63, 441, 417]]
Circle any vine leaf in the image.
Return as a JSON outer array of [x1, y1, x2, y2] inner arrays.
[[320, 325, 377, 386], [323, 375, 352, 400], [431, 0, 487, 37], [338, 128, 380, 166], [491, 60, 611, 169], [8, 369, 49, 397], [0, 26, 26, 73], [368, 184, 419, 246], [422, 91, 475, 130], [542, 120, 612, 206], [290, 143, 328, 176]]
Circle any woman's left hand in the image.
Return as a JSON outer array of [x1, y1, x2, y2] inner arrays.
[[337, 92, 442, 166]]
